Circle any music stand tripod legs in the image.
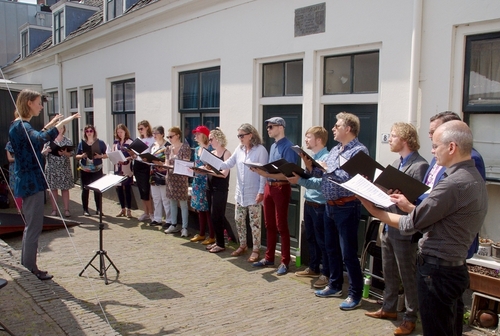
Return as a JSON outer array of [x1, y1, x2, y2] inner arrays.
[[78, 174, 126, 284]]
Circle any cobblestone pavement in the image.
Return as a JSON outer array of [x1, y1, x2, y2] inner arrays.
[[0, 187, 493, 335]]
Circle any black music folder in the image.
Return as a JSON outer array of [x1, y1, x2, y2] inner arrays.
[[82, 141, 101, 158], [374, 165, 430, 204], [290, 145, 326, 171], [129, 138, 149, 154], [243, 159, 288, 174], [49, 142, 74, 156], [340, 151, 384, 180]]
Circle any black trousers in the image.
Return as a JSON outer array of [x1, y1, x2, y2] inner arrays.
[[80, 170, 103, 212]]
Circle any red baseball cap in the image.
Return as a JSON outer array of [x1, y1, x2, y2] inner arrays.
[[192, 125, 210, 137]]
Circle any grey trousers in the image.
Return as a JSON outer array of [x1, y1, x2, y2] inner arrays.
[[21, 191, 45, 273], [381, 230, 419, 322]]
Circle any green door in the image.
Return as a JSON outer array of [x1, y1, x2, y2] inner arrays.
[[262, 105, 302, 249]]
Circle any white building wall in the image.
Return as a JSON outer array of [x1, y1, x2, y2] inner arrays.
[[4, 0, 500, 239]]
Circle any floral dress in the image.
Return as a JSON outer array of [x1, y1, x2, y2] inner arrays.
[[44, 136, 75, 190], [165, 141, 191, 201], [190, 146, 209, 211]]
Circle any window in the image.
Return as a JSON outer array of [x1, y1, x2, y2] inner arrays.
[[70, 91, 78, 110], [54, 10, 65, 44], [263, 60, 303, 97], [324, 51, 379, 94], [463, 32, 500, 181], [84, 88, 94, 126], [111, 80, 135, 135], [106, 0, 123, 21], [179, 67, 220, 148], [45, 92, 58, 117], [463, 32, 500, 112], [21, 31, 28, 58]]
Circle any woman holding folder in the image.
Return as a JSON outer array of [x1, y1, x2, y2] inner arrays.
[[164, 126, 191, 236], [42, 125, 74, 217], [75, 125, 108, 216], [112, 124, 133, 218], [148, 126, 170, 226]]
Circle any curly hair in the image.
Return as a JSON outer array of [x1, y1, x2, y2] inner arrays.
[[391, 122, 420, 151], [210, 127, 227, 147]]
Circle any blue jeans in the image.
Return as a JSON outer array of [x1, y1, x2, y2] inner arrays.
[[417, 261, 469, 336], [326, 201, 363, 300], [303, 202, 325, 274]]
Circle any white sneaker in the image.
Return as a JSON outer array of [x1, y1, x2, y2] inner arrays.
[[138, 213, 149, 221], [181, 228, 188, 237], [165, 225, 181, 234]]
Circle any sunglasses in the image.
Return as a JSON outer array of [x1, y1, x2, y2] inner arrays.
[[208, 138, 214, 142], [166, 135, 177, 139], [138, 127, 144, 131], [85, 129, 94, 133], [237, 133, 250, 139], [266, 124, 279, 130]]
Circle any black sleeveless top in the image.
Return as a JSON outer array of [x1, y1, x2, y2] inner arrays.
[[208, 150, 230, 192]]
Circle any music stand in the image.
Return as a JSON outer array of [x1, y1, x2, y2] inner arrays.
[[79, 174, 127, 285]]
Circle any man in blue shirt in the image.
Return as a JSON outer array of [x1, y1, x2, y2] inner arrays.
[[252, 117, 298, 276], [287, 126, 330, 288], [310, 112, 368, 311]]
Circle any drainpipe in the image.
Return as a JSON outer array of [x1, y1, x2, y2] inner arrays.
[[408, 0, 423, 125], [56, 53, 64, 115]]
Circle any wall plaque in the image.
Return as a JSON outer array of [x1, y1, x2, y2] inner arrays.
[[294, 2, 325, 37]]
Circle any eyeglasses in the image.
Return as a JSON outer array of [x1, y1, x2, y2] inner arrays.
[[166, 135, 177, 139], [138, 127, 144, 131], [333, 123, 345, 129], [85, 129, 94, 133], [237, 133, 250, 139], [208, 138, 214, 142], [153, 132, 161, 135]]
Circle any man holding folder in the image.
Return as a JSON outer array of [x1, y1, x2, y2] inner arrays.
[[364, 123, 428, 335]]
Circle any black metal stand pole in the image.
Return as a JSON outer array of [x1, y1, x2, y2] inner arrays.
[[79, 193, 119, 284]]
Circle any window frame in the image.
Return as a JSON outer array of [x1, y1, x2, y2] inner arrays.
[[53, 10, 65, 44], [262, 59, 303, 97], [21, 30, 28, 58], [83, 88, 94, 126], [323, 51, 379, 95], [111, 79, 136, 134], [179, 67, 220, 113], [463, 31, 500, 113]]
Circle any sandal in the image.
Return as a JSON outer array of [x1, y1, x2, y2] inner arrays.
[[231, 246, 247, 256], [209, 246, 225, 253], [64, 210, 71, 218], [206, 243, 217, 250], [50, 210, 57, 216], [126, 209, 133, 218], [116, 210, 126, 217], [248, 251, 260, 263]]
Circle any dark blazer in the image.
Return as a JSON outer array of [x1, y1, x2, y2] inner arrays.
[[387, 151, 429, 241]]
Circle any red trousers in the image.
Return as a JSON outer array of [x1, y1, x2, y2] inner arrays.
[[263, 183, 292, 265]]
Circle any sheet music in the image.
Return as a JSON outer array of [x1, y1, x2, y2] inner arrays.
[[328, 174, 394, 208], [200, 148, 223, 170], [173, 159, 194, 177], [87, 174, 127, 193], [107, 150, 127, 165]]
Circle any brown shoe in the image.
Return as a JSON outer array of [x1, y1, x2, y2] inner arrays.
[[313, 274, 329, 288], [393, 321, 415, 335], [365, 308, 398, 320]]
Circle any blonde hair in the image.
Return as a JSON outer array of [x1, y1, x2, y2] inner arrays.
[[210, 127, 227, 147], [16, 89, 42, 119]]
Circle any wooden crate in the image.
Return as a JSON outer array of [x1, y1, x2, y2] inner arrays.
[[469, 272, 500, 298]]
